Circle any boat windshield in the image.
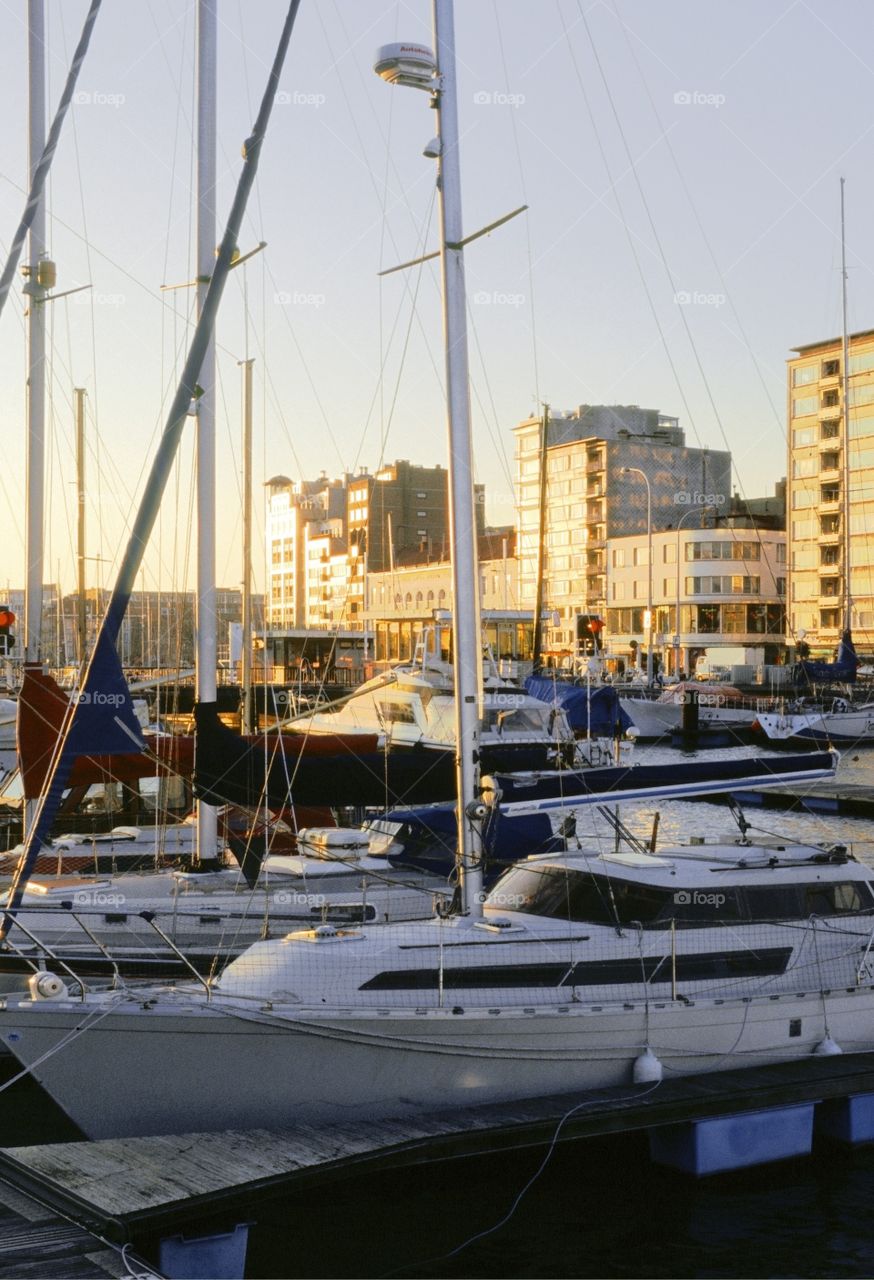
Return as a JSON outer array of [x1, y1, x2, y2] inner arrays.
[[482, 705, 554, 734], [486, 865, 874, 927]]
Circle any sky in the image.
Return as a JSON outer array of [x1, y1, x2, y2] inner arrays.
[[0, 0, 872, 602]]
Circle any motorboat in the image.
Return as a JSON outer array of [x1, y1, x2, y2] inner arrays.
[[302, 652, 579, 774]]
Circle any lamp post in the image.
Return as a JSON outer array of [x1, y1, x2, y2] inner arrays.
[[619, 467, 653, 684], [674, 506, 713, 679]]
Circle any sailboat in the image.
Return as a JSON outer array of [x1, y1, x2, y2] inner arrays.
[[0, 2, 861, 1142]]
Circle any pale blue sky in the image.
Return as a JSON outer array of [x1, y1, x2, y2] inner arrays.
[[0, 0, 871, 600]]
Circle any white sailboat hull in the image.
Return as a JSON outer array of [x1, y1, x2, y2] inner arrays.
[[756, 705, 874, 743], [620, 696, 759, 738], [4, 986, 874, 1140]]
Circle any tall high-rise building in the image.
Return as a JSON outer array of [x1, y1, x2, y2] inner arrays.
[[787, 329, 874, 655], [513, 405, 731, 654]]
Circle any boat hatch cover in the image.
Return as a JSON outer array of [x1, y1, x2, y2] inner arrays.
[[601, 851, 675, 869], [282, 927, 365, 943]]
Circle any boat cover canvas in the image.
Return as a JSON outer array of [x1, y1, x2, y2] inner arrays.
[[524, 676, 633, 735]]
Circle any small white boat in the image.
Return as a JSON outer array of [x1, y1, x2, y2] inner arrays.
[[620, 683, 765, 739]]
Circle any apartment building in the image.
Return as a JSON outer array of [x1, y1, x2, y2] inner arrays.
[[788, 329, 874, 655], [267, 461, 484, 634], [266, 473, 351, 630], [513, 404, 731, 658], [604, 518, 786, 675]]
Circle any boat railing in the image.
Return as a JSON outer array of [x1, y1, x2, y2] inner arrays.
[[0, 914, 90, 999]]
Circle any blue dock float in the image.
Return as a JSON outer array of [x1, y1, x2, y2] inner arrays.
[[160, 1223, 250, 1280], [816, 1091, 874, 1145], [650, 1103, 816, 1176]]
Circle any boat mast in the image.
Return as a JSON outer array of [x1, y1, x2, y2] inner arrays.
[[196, 0, 218, 864], [840, 177, 852, 636], [22, 0, 47, 837], [240, 357, 254, 735], [432, 0, 484, 916], [1, 0, 305, 942], [531, 402, 549, 673], [75, 387, 87, 665], [24, 0, 46, 675]]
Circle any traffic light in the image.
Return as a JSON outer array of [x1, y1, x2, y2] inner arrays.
[[0, 607, 15, 657], [576, 614, 603, 657]]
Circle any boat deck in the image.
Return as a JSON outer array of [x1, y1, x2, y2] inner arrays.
[[4, 1053, 874, 1245]]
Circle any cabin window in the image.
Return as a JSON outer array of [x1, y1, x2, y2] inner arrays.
[[378, 699, 417, 725], [359, 947, 793, 992], [804, 882, 871, 916], [104, 913, 128, 924]]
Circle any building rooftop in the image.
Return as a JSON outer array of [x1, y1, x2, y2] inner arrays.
[[791, 328, 874, 356]]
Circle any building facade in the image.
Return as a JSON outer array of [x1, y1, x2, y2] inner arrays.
[[365, 530, 529, 664], [787, 329, 874, 656], [513, 404, 732, 658], [604, 519, 786, 676], [266, 460, 486, 636]]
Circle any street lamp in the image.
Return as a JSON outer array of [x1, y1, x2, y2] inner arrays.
[[674, 506, 713, 678], [619, 467, 653, 684]]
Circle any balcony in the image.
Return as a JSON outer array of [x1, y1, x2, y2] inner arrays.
[[819, 403, 842, 420], [819, 453, 841, 481]]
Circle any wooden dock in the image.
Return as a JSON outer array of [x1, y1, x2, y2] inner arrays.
[[4, 1052, 874, 1246], [0, 1175, 127, 1279], [693, 780, 874, 818]]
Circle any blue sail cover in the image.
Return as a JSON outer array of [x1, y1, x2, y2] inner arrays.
[[524, 676, 633, 736], [66, 630, 145, 757], [794, 630, 858, 685]]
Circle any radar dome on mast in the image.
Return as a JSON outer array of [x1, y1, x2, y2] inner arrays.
[[373, 43, 436, 90]]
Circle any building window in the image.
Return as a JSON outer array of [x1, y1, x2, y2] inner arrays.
[[849, 351, 874, 375], [850, 384, 874, 407], [792, 395, 818, 417], [793, 365, 817, 386], [663, 544, 677, 564], [612, 549, 625, 568], [821, 358, 840, 378]]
